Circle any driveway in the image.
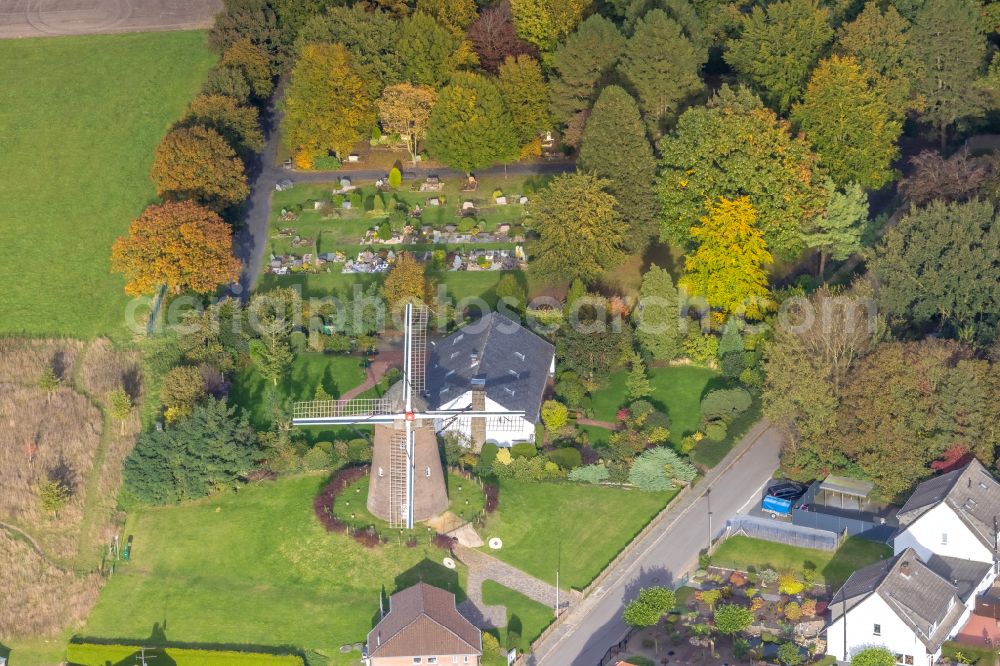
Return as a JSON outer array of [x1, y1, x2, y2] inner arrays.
[[528, 422, 785, 666], [0, 0, 221, 38]]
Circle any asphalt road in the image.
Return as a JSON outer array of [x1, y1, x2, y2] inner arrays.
[[231, 94, 575, 298], [529, 422, 785, 666]]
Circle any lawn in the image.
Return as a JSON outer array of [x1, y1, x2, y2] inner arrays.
[[0, 32, 215, 338], [481, 580, 554, 652], [481, 480, 677, 589], [229, 352, 366, 430], [333, 473, 485, 533], [585, 365, 762, 467], [589, 366, 723, 445], [82, 474, 465, 664], [709, 535, 893, 588]]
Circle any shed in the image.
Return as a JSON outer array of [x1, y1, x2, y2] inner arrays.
[[818, 475, 874, 509]]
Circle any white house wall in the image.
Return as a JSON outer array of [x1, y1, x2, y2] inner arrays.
[[826, 593, 941, 665], [894, 503, 994, 564], [435, 392, 536, 446]]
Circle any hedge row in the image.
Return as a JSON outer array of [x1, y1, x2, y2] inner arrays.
[[67, 644, 304, 666]]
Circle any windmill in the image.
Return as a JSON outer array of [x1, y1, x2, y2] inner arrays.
[[292, 303, 524, 529]]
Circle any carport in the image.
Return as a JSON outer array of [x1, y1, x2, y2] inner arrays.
[[814, 475, 874, 510]]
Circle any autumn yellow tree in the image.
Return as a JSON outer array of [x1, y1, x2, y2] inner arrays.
[[181, 94, 264, 154], [415, 0, 478, 36], [111, 201, 241, 296], [382, 252, 428, 311], [509, 0, 589, 51], [680, 197, 773, 322], [377, 83, 438, 165], [221, 38, 274, 98], [151, 125, 249, 208], [282, 43, 375, 160]]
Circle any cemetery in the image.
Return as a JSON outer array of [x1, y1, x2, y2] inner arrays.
[[264, 175, 544, 281]]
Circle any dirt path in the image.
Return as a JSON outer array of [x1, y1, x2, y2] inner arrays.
[[576, 416, 618, 430], [339, 350, 403, 401], [0, 519, 68, 571]]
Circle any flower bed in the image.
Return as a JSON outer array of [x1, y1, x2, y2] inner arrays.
[[313, 466, 369, 533]]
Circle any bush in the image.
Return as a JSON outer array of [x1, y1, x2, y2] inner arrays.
[[628, 447, 697, 491], [388, 167, 402, 188], [569, 463, 609, 484], [349, 191, 363, 208], [347, 438, 372, 462], [302, 445, 333, 470], [511, 442, 537, 459], [704, 421, 727, 441], [683, 330, 718, 364], [777, 641, 803, 665], [701, 388, 752, 422], [783, 601, 801, 621], [325, 333, 352, 353], [547, 447, 582, 469], [478, 443, 499, 474], [729, 571, 747, 587], [778, 573, 805, 596], [433, 533, 456, 550], [555, 372, 587, 406]]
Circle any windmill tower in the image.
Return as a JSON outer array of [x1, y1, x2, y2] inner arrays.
[[292, 303, 523, 529]]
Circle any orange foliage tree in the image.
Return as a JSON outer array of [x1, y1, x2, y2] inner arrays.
[[111, 201, 241, 296], [151, 125, 249, 208], [377, 83, 438, 165]]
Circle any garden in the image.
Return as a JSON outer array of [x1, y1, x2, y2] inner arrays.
[[616, 535, 890, 665]]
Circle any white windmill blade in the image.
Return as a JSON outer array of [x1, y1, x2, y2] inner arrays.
[[291, 397, 394, 425], [404, 417, 415, 529]]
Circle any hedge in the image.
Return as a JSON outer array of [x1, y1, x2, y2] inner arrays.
[[67, 644, 304, 666]]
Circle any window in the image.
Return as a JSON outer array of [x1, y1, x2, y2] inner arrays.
[[904, 656, 914, 665], [464, 658, 469, 664], [873, 623, 881, 635], [894, 656, 902, 664], [942, 532, 948, 545], [427, 659, 438, 664], [412, 659, 422, 664], [452, 658, 459, 664]]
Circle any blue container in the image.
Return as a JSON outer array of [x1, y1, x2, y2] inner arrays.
[[762, 494, 793, 517]]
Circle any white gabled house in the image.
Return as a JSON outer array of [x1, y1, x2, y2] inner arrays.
[[827, 460, 1000, 664], [424, 312, 555, 448]]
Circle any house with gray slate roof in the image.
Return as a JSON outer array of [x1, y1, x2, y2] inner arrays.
[[425, 312, 554, 448], [827, 460, 1000, 664]]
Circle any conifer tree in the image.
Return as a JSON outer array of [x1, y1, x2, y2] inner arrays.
[[634, 264, 681, 360], [549, 15, 626, 125]]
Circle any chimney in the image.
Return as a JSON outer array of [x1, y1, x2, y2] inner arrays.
[[900, 561, 912, 578], [470, 377, 486, 450]]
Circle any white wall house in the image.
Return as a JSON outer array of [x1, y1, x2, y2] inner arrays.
[[435, 392, 536, 446], [827, 460, 1000, 664], [425, 312, 555, 450]]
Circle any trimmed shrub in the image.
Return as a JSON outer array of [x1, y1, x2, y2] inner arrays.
[[569, 463, 610, 484], [541, 400, 569, 430], [388, 167, 402, 188], [302, 445, 333, 470], [347, 438, 371, 462], [704, 421, 727, 441], [349, 191, 362, 208], [433, 533, 456, 550], [701, 388, 752, 422], [511, 442, 537, 459], [547, 447, 582, 469]]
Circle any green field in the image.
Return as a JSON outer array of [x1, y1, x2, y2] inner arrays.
[[333, 473, 485, 533], [482, 480, 677, 589], [709, 535, 892, 587], [0, 32, 214, 338], [67, 644, 304, 666], [82, 475, 464, 663]]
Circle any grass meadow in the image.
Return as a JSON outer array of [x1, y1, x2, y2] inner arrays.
[[0, 31, 214, 338]]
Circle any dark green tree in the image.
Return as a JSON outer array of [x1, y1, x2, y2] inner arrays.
[[528, 173, 624, 284], [657, 85, 826, 259], [122, 399, 260, 506], [557, 325, 635, 383], [623, 586, 676, 628], [907, 0, 987, 149], [617, 9, 705, 135], [397, 11, 468, 88], [804, 181, 867, 277], [725, 0, 833, 112], [549, 15, 626, 125], [426, 72, 518, 172], [634, 264, 682, 360], [714, 603, 753, 637], [497, 55, 551, 145], [295, 5, 402, 94], [580, 86, 660, 251], [872, 198, 1000, 342], [717, 318, 745, 379]]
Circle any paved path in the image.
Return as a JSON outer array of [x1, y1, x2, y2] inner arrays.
[[339, 350, 403, 401], [455, 543, 574, 630], [0, 0, 221, 38], [528, 421, 785, 666], [231, 89, 575, 299]]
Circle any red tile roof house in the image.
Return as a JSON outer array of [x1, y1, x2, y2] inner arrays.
[[366, 583, 483, 666]]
